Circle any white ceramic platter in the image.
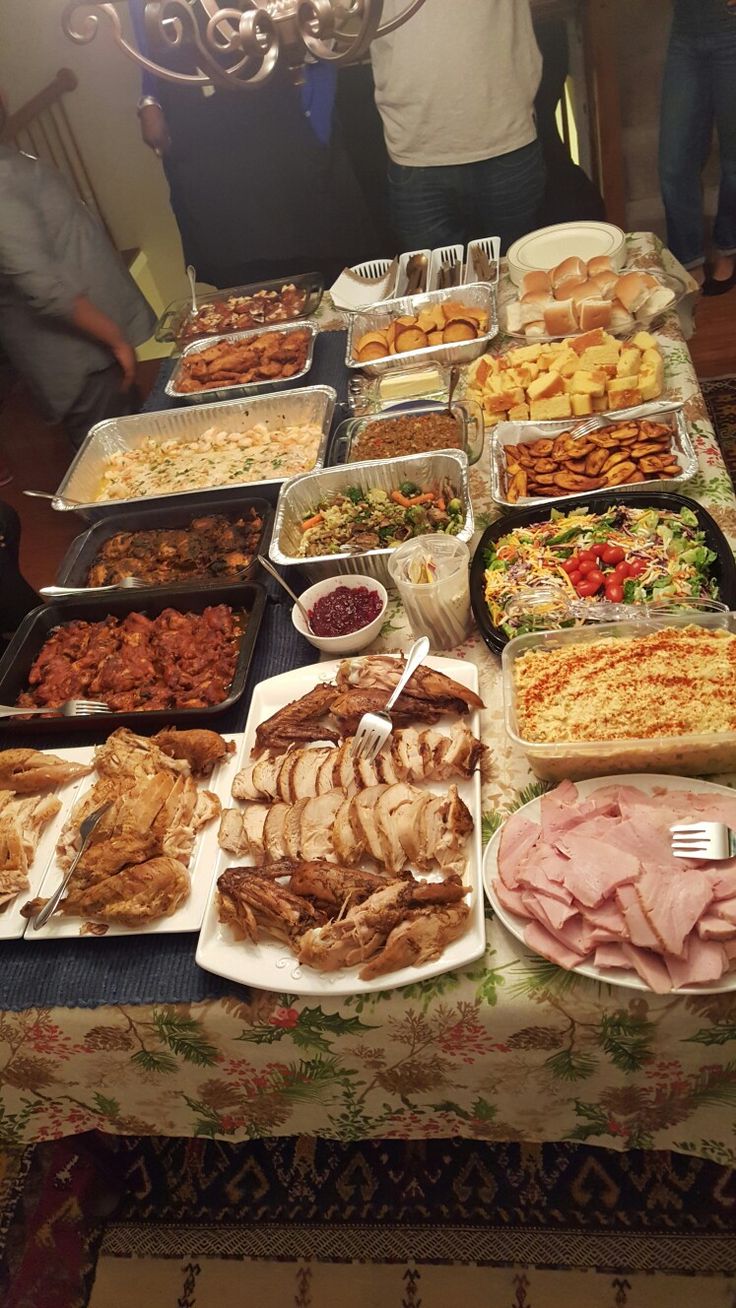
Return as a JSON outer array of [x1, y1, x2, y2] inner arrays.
[[484, 773, 736, 994], [507, 221, 626, 287], [196, 655, 487, 995], [24, 737, 241, 940]]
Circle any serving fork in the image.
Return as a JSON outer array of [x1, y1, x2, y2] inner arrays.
[[670, 823, 736, 861], [351, 635, 430, 762], [32, 801, 113, 930], [40, 577, 147, 598], [0, 700, 111, 719]]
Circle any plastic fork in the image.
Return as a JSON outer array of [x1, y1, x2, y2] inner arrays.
[[350, 636, 430, 762], [0, 700, 111, 719], [31, 801, 113, 930], [670, 823, 736, 861]]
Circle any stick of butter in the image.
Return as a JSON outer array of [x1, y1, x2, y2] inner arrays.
[[379, 366, 444, 403]]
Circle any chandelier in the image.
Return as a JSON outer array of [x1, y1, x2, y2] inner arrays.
[[61, 1, 429, 91]]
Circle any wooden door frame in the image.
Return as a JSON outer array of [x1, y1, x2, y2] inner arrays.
[[581, 0, 627, 227]]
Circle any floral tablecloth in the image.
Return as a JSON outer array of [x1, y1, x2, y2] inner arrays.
[[3, 235, 736, 1164]]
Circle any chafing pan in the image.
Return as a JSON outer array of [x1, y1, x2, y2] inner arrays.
[[490, 402, 697, 509], [51, 385, 337, 519], [269, 450, 473, 587], [345, 282, 498, 376], [0, 582, 266, 734], [155, 270, 324, 350], [165, 320, 318, 405]]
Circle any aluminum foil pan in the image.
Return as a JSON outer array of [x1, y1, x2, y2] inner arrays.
[[165, 320, 318, 405], [345, 283, 498, 376], [52, 385, 337, 520], [490, 402, 697, 509], [270, 450, 473, 587]]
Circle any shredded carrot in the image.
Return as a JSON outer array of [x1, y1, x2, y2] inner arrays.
[[301, 513, 323, 531]]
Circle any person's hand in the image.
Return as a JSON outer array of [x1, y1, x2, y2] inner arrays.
[[111, 340, 136, 391], [139, 103, 171, 156]]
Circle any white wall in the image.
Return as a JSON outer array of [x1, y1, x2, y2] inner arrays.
[[0, 0, 189, 349]]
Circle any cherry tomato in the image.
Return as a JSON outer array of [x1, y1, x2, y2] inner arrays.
[[601, 545, 625, 565], [605, 582, 624, 602], [629, 559, 647, 577], [613, 561, 632, 580], [586, 568, 604, 589], [577, 549, 596, 563], [561, 558, 579, 574], [576, 579, 601, 597], [578, 558, 597, 575], [568, 569, 582, 586], [589, 543, 606, 560]]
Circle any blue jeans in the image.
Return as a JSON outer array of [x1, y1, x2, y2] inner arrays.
[[659, 25, 736, 267], [387, 139, 546, 254]]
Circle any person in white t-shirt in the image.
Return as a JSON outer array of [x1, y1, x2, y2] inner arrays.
[[370, 0, 545, 252]]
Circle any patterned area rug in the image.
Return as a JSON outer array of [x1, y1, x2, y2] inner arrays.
[[702, 375, 736, 489], [2, 1135, 736, 1306]]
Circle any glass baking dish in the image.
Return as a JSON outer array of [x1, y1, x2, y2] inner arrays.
[[502, 611, 736, 781], [155, 270, 324, 350], [327, 399, 484, 467]]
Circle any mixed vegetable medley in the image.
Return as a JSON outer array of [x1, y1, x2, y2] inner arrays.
[[296, 478, 464, 557], [484, 503, 719, 637]]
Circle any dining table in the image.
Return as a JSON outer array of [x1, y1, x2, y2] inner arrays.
[[1, 233, 735, 1168]]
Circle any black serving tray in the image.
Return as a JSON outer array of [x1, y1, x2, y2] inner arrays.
[[470, 490, 736, 656], [0, 582, 267, 733], [54, 494, 273, 592]]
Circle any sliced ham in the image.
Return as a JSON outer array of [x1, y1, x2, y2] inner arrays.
[[492, 779, 736, 992], [551, 833, 640, 907], [524, 919, 589, 969], [664, 936, 728, 989]]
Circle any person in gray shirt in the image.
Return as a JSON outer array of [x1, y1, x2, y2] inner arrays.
[[0, 97, 155, 451]]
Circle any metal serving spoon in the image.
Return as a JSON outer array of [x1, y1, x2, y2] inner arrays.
[[446, 365, 460, 416], [187, 264, 198, 315], [23, 490, 83, 507], [32, 801, 112, 930], [257, 555, 315, 634]]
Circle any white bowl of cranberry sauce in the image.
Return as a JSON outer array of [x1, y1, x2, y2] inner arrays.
[[291, 575, 388, 654]]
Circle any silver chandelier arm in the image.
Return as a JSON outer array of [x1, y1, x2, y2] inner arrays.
[[373, 0, 427, 37], [296, 0, 384, 64]]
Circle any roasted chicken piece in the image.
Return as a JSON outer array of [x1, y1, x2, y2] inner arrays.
[[0, 749, 91, 795], [153, 728, 235, 776], [298, 876, 469, 973], [253, 683, 340, 754], [233, 723, 482, 802], [336, 656, 484, 713], [359, 902, 470, 979], [26, 856, 192, 928], [217, 865, 326, 944], [0, 793, 61, 909]]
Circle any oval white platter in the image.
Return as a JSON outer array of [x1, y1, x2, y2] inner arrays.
[[483, 773, 736, 994], [507, 221, 627, 287]]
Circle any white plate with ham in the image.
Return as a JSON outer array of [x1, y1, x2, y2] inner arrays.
[[484, 775, 736, 994]]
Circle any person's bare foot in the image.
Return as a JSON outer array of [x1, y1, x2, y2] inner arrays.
[[711, 254, 735, 282], [691, 264, 706, 288]]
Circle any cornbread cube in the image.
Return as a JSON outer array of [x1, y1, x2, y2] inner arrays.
[[608, 375, 640, 396], [631, 331, 657, 352], [607, 387, 643, 409], [527, 371, 564, 401], [577, 344, 621, 370], [571, 369, 607, 396], [639, 369, 664, 401], [530, 395, 573, 420], [571, 393, 594, 416], [616, 347, 642, 377], [592, 396, 608, 412], [508, 402, 530, 421]]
